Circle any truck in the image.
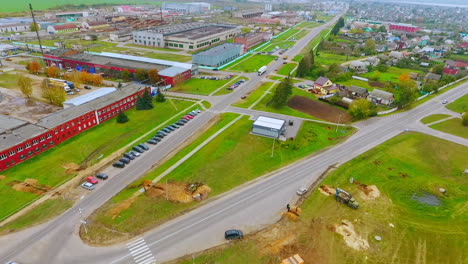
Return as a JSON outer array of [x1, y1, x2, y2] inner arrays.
[[48, 78, 75, 89], [258, 66, 267, 76], [335, 188, 359, 209], [48, 79, 74, 95]]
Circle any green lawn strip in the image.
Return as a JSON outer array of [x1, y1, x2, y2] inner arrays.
[[83, 116, 356, 241], [316, 52, 361, 66], [124, 44, 181, 53], [0, 100, 195, 220], [295, 27, 333, 62], [178, 133, 468, 264], [171, 76, 236, 95], [277, 63, 298, 76], [420, 114, 452, 124], [228, 55, 277, 73], [0, 72, 20, 89], [268, 76, 302, 83], [335, 79, 375, 91], [212, 76, 249, 96], [232, 82, 274, 109], [0, 198, 73, 235], [361, 67, 424, 83], [201, 100, 211, 109], [446, 93, 468, 113], [449, 54, 468, 61], [429, 118, 468, 139]]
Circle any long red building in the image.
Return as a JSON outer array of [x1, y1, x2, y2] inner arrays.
[[389, 24, 420, 33], [0, 84, 148, 171]]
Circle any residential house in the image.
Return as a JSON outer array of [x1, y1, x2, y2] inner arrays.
[[375, 44, 386, 53], [386, 42, 398, 51], [367, 89, 394, 105], [313, 77, 335, 94], [409, 72, 419, 80], [389, 51, 403, 60], [81, 21, 109, 31], [47, 23, 78, 34], [443, 68, 458, 76], [424, 73, 442, 82], [346, 85, 369, 98], [349, 61, 368, 73], [366, 57, 380, 66]]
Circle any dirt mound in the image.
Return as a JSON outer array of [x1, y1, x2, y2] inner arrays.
[[319, 185, 335, 196], [0, 175, 6, 180], [334, 220, 369, 251], [288, 96, 352, 123], [358, 185, 380, 200], [63, 163, 80, 174], [110, 196, 138, 219], [145, 181, 212, 203], [10, 178, 51, 195], [258, 225, 298, 255]]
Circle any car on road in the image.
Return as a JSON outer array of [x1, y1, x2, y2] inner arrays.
[[96, 173, 108, 180], [81, 182, 95, 190], [157, 131, 167, 137], [132, 146, 145, 153], [147, 139, 158, 145], [119, 157, 130, 164], [86, 176, 98, 184], [130, 151, 140, 157], [296, 187, 308, 195], [123, 152, 135, 160], [138, 143, 149, 150], [84, 85, 92, 90], [442, 100, 448, 104], [241, 95, 247, 99], [225, 229, 243, 240], [112, 161, 125, 168]]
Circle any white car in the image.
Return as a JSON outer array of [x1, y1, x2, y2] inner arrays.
[[296, 187, 308, 196], [441, 100, 448, 104], [81, 182, 95, 190]]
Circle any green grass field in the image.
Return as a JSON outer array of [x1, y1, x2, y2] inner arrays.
[[294, 27, 332, 62], [124, 44, 180, 53], [82, 115, 355, 244], [0, 72, 20, 89], [0, 100, 195, 221], [362, 67, 424, 83], [335, 78, 375, 91], [232, 82, 275, 108], [178, 132, 468, 264], [228, 54, 276, 73], [277, 63, 297, 76], [446, 94, 468, 113], [420, 114, 451, 124], [212, 76, 249, 96], [429, 118, 468, 139], [171, 76, 237, 95], [1, 0, 162, 12], [260, 29, 309, 53]]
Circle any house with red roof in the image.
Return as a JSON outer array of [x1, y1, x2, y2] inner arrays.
[[47, 23, 78, 34], [312, 77, 337, 95]]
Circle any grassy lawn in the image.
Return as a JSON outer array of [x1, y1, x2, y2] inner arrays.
[[228, 54, 277, 73], [82, 115, 356, 244], [420, 114, 451, 124], [171, 76, 237, 95], [335, 79, 374, 91], [446, 93, 468, 113], [362, 67, 424, 83], [429, 118, 468, 139], [232, 82, 275, 108], [449, 54, 468, 61], [260, 29, 309, 53], [212, 76, 249, 96], [277, 63, 297, 76], [294, 27, 332, 62], [316, 52, 360, 66], [0, 198, 73, 235], [0, 72, 20, 89], [0, 100, 195, 221], [124, 44, 181, 53], [178, 132, 468, 264]]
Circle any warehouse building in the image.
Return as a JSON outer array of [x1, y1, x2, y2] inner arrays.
[[234, 32, 272, 51], [158, 66, 191, 86], [251, 116, 286, 139], [162, 2, 211, 13], [192, 43, 243, 68], [0, 23, 29, 33], [132, 22, 241, 51]]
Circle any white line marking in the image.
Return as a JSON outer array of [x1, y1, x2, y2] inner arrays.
[[133, 252, 153, 262], [130, 245, 150, 256], [128, 241, 146, 251], [138, 257, 156, 264], [127, 237, 144, 246]]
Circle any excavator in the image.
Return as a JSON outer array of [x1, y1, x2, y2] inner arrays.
[[335, 188, 359, 209]]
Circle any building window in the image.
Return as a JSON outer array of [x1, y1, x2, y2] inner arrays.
[[54, 129, 58, 134], [0, 154, 7, 160], [49, 141, 54, 145], [8, 150, 15, 156], [20, 155, 26, 160], [66, 124, 70, 129], [40, 136, 45, 142], [35, 147, 40, 153], [42, 144, 47, 149], [33, 139, 38, 145], [17, 146, 23, 152], [28, 151, 33, 156], [60, 127, 64, 131], [25, 143, 31, 148], [47, 133, 52, 139]]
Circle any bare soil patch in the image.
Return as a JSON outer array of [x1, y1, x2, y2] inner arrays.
[[110, 196, 138, 219], [0, 175, 6, 181], [8, 178, 51, 195], [319, 185, 336, 196], [63, 163, 80, 174], [358, 185, 380, 200], [143, 181, 212, 203], [334, 220, 370, 251], [369, 81, 385, 88], [288, 96, 352, 123]]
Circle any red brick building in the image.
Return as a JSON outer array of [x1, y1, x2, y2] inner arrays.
[[389, 24, 420, 33], [158, 66, 191, 86], [233, 32, 272, 51], [0, 85, 148, 171]]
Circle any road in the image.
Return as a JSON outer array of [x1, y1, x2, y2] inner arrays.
[[1, 10, 467, 264]]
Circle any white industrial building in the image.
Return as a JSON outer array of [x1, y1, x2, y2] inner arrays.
[[162, 2, 211, 13], [63, 88, 117, 108], [252, 116, 286, 139]]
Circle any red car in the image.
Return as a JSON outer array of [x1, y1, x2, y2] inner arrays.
[[184, 115, 194, 119], [86, 176, 98, 184]]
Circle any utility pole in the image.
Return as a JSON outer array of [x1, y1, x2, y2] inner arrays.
[[335, 113, 342, 133], [29, 4, 45, 59], [271, 136, 276, 157]]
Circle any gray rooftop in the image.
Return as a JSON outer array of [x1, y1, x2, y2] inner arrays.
[[0, 123, 47, 150], [169, 25, 238, 41], [0, 115, 26, 134], [194, 43, 243, 56], [158, 66, 188, 77]]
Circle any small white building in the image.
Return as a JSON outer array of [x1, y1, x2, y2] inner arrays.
[[63, 88, 117, 108], [0, 23, 29, 33], [252, 116, 286, 138]]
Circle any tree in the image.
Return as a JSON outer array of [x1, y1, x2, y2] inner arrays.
[[121, 69, 131, 80], [27, 61, 42, 74], [462, 112, 468, 127], [135, 69, 148, 82], [91, 35, 98, 41], [136, 89, 153, 110], [116, 111, 129, 123], [378, 25, 387, 32], [369, 70, 381, 81], [296, 54, 312, 77], [90, 74, 104, 86], [40, 79, 66, 106], [46, 66, 60, 78], [376, 64, 388, 72], [422, 80, 441, 93], [80, 71, 90, 83], [348, 98, 377, 120], [364, 39, 376, 55], [148, 69, 160, 85], [326, 63, 341, 80], [155, 88, 166, 102], [432, 64, 444, 75], [29, 22, 40, 31], [270, 76, 293, 108], [68, 71, 82, 88], [17, 75, 33, 98], [117, 82, 123, 88], [398, 73, 410, 83], [394, 79, 418, 108]]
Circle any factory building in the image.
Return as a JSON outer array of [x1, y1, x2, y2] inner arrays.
[[0, 23, 29, 33], [132, 22, 241, 51], [192, 43, 243, 68], [389, 23, 420, 33], [233, 32, 272, 51], [162, 2, 211, 14]]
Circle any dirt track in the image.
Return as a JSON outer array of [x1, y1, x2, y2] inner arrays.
[[288, 96, 352, 123]]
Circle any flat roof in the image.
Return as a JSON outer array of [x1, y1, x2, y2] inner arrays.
[[159, 66, 188, 77], [194, 43, 243, 56], [0, 123, 47, 150], [0, 115, 27, 134], [169, 25, 237, 41], [253, 116, 285, 130], [63, 88, 117, 107], [99, 52, 193, 70]]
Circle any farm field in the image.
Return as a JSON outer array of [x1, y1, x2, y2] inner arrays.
[[177, 132, 468, 264], [82, 114, 356, 244], [446, 93, 468, 113], [0, 99, 195, 221], [171, 75, 238, 95], [228, 54, 276, 73], [420, 114, 451, 124], [429, 118, 468, 139]]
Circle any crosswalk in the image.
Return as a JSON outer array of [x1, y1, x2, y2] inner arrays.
[[127, 237, 156, 264]]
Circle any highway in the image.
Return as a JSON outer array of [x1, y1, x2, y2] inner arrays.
[[1, 10, 467, 264]]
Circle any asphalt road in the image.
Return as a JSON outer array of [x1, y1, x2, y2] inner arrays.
[[1, 10, 467, 264]]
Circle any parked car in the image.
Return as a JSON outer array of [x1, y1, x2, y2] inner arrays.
[[442, 100, 448, 104], [130, 151, 140, 157], [195, 109, 201, 113], [185, 114, 194, 119], [170, 124, 179, 129], [119, 157, 130, 164], [179, 119, 188, 123], [241, 95, 247, 99], [112, 161, 125, 168], [147, 139, 157, 145], [81, 182, 95, 190], [296, 187, 308, 196], [289, 120, 294, 126], [176, 121, 185, 126], [86, 176, 98, 184], [162, 128, 172, 133], [166, 126, 175, 131], [225, 229, 243, 240], [132, 146, 144, 153], [84, 85, 92, 90], [157, 131, 167, 137], [152, 137, 162, 142], [123, 153, 135, 160], [138, 143, 149, 150], [74, 88, 80, 92], [96, 173, 108, 180]]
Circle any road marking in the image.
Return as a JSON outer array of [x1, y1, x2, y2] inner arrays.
[[127, 237, 156, 264]]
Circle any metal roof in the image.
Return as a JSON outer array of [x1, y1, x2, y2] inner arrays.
[[194, 43, 243, 56], [0, 123, 47, 150], [159, 66, 188, 77], [253, 116, 285, 130], [0, 115, 26, 134], [63, 88, 117, 108], [99, 52, 193, 70]]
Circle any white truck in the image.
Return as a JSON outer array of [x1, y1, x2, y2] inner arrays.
[[258, 66, 267, 76]]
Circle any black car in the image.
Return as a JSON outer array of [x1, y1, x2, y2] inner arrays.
[[138, 143, 149, 150], [157, 132, 166, 137], [84, 85, 92, 90], [170, 124, 179, 129], [147, 139, 157, 145], [162, 128, 172, 133], [119, 157, 130, 164], [112, 161, 125, 168], [176, 121, 185, 126], [154, 134, 163, 139], [166, 126, 175, 131], [179, 119, 188, 123], [123, 152, 135, 160], [225, 230, 243, 240], [96, 173, 108, 180], [152, 137, 162, 142], [132, 146, 144, 153]]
